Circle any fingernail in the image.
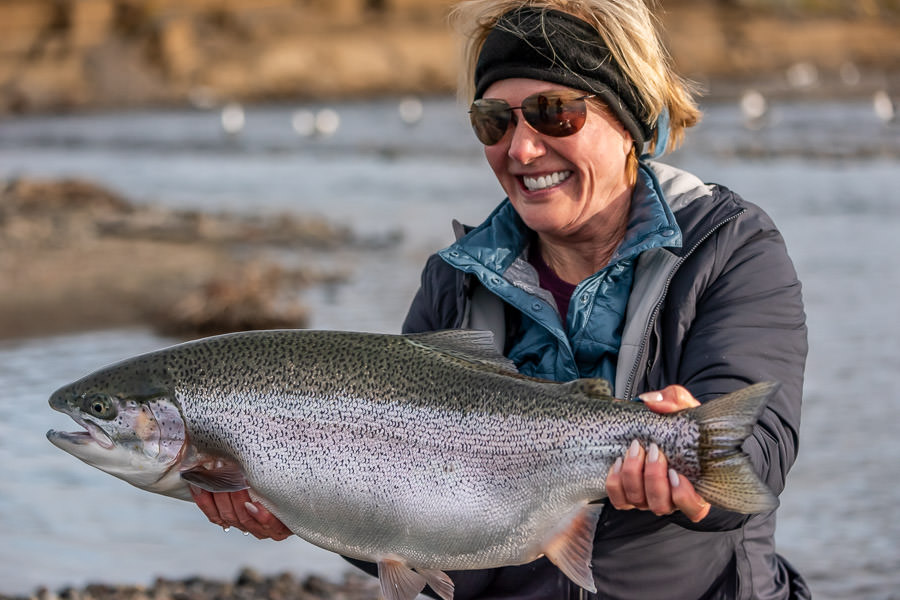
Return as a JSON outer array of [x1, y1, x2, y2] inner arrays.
[[244, 502, 260, 516], [647, 443, 659, 464], [612, 457, 622, 474], [628, 439, 641, 458], [668, 468, 680, 488], [639, 391, 664, 403]]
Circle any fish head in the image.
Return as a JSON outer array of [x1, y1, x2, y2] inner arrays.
[[46, 357, 190, 499]]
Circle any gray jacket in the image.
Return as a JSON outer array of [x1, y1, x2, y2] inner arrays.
[[400, 163, 809, 599]]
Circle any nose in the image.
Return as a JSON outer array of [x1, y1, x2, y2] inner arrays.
[[506, 111, 546, 165]]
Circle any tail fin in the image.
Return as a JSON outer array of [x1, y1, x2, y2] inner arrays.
[[687, 382, 781, 514]]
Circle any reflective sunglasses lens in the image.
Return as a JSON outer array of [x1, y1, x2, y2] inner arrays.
[[469, 99, 512, 145], [521, 93, 589, 137]]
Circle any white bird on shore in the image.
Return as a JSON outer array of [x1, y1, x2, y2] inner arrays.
[[291, 109, 317, 137], [314, 108, 340, 137], [786, 62, 819, 89], [839, 62, 862, 87], [291, 107, 341, 138], [873, 90, 896, 124], [220, 102, 245, 136], [398, 96, 424, 126], [188, 86, 219, 110], [740, 89, 768, 130]]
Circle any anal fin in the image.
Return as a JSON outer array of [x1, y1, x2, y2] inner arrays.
[[378, 559, 428, 600], [415, 567, 454, 600], [542, 503, 602, 593]]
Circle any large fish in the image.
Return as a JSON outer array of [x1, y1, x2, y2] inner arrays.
[[47, 329, 778, 600]]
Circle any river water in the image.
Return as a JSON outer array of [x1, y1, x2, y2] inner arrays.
[[1, 96, 898, 598]]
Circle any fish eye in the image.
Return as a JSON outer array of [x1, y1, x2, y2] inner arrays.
[[82, 394, 118, 420]]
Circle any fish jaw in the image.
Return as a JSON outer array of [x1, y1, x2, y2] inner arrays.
[[46, 426, 167, 487], [47, 383, 191, 500]]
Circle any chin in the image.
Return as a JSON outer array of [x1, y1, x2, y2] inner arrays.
[[511, 202, 570, 234]]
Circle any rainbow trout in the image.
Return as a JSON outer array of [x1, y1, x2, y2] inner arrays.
[[47, 329, 778, 600]]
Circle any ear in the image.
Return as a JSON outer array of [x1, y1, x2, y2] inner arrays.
[[622, 131, 635, 154]]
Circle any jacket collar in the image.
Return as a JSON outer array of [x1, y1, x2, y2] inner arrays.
[[646, 161, 746, 256]]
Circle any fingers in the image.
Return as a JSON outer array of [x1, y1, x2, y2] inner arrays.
[[242, 499, 293, 541], [189, 485, 226, 526], [606, 439, 654, 511], [211, 488, 245, 529], [605, 457, 629, 509], [667, 470, 712, 523], [619, 439, 647, 509], [188, 486, 293, 540], [605, 440, 708, 521], [638, 385, 701, 415], [643, 443, 675, 516]]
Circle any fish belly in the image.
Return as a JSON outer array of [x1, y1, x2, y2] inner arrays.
[[212, 396, 610, 571]]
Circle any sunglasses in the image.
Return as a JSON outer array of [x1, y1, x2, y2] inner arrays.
[[469, 91, 596, 146]]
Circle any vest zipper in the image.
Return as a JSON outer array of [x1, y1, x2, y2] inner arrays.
[[622, 209, 746, 400]]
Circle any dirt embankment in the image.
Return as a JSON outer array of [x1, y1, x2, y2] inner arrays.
[[0, 177, 360, 340], [1, 0, 899, 115]]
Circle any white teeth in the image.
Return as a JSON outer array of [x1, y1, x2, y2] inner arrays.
[[522, 170, 571, 191]]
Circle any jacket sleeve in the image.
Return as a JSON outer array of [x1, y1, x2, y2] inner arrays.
[[664, 198, 808, 531], [402, 252, 466, 334]]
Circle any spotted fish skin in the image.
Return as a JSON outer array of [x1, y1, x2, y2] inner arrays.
[[47, 329, 778, 600]]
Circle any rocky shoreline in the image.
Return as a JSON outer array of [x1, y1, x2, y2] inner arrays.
[[1, 569, 382, 600], [0, 177, 381, 340]]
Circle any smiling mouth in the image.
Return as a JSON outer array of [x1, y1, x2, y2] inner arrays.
[[521, 170, 572, 192]]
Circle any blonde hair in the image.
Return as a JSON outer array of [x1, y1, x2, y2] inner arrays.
[[451, 0, 701, 154]]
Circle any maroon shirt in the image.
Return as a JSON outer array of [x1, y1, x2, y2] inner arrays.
[[529, 248, 576, 327]]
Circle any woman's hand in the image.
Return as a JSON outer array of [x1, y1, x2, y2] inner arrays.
[[189, 486, 293, 540], [605, 385, 712, 523]]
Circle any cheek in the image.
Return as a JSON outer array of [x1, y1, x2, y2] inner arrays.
[[484, 145, 510, 179], [134, 407, 159, 442]]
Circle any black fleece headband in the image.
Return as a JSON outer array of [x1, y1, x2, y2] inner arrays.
[[474, 7, 652, 146]]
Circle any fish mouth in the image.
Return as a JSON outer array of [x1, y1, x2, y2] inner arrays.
[[47, 418, 115, 450]]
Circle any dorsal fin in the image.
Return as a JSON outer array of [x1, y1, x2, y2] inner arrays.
[[404, 330, 518, 374], [565, 377, 615, 400]]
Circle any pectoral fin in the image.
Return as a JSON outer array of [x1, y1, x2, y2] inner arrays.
[[542, 503, 602, 593], [179, 455, 248, 492], [377, 559, 428, 600]]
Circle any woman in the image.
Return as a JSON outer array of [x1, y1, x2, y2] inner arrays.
[[192, 1, 809, 598]]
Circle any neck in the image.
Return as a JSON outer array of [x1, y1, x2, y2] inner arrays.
[[537, 198, 630, 284]]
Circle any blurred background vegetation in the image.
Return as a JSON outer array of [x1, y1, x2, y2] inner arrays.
[[1, 0, 898, 115]]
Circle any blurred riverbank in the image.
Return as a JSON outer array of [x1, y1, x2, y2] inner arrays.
[[0, 177, 367, 340], [1, 0, 899, 115]]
